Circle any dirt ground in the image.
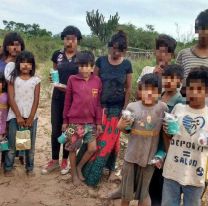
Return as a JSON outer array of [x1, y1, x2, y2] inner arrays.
[[0, 88, 207, 206]]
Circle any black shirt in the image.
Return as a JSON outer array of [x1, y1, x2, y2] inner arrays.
[[51, 49, 78, 100], [96, 56, 133, 108]]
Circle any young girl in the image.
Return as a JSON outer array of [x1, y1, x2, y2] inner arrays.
[[4, 51, 41, 176], [0, 73, 8, 166]]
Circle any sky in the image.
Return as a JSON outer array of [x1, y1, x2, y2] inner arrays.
[[0, 0, 207, 41]]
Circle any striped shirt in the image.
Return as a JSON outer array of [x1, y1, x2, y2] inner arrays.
[[176, 48, 208, 85]]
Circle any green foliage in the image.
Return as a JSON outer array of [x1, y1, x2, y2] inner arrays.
[[3, 20, 52, 37], [86, 9, 119, 44], [118, 23, 158, 50]]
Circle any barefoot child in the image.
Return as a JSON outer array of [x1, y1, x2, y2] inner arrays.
[[4, 51, 40, 176], [62, 51, 102, 185], [0, 73, 8, 166], [162, 67, 208, 206], [117, 73, 167, 206]]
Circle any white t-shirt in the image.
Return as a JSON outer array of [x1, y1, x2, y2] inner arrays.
[[163, 103, 208, 187], [4, 62, 15, 81], [7, 76, 41, 121], [137, 66, 155, 83]]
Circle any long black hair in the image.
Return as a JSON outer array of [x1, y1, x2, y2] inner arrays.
[[2, 32, 25, 57], [10, 51, 36, 83]]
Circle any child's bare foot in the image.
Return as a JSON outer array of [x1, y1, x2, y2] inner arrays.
[[107, 187, 122, 199], [4, 170, 15, 177], [108, 171, 121, 182], [72, 175, 82, 186], [77, 166, 85, 181]]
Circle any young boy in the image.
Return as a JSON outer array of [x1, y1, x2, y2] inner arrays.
[[62, 51, 102, 185], [149, 64, 185, 205], [117, 73, 167, 206], [162, 67, 208, 206], [137, 34, 177, 82]]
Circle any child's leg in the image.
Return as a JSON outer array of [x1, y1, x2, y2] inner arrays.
[[182, 185, 204, 206], [4, 119, 18, 175], [138, 194, 151, 206], [77, 139, 96, 181], [121, 199, 130, 206], [161, 178, 181, 206], [69, 151, 81, 185], [25, 119, 37, 173]]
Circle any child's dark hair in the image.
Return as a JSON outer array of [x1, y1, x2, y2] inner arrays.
[[163, 64, 184, 80], [140, 73, 162, 93], [10, 51, 36, 82], [75, 50, 95, 66], [108, 30, 128, 51], [3, 32, 25, 57], [61, 26, 82, 41], [186, 66, 208, 87], [0, 72, 7, 93], [195, 9, 208, 32], [155, 34, 177, 54]]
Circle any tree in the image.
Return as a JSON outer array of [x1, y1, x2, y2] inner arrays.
[[86, 10, 119, 44], [2, 20, 52, 37]]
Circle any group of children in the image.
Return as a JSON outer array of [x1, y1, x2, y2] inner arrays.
[[0, 8, 208, 206]]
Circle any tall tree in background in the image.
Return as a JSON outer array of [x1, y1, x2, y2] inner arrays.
[[86, 10, 119, 44]]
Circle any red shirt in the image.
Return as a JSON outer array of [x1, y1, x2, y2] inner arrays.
[[63, 74, 102, 125]]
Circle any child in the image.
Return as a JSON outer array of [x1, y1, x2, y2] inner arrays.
[[42, 26, 82, 175], [137, 34, 177, 82], [117, 73, 167, 206], [162, 67, 208, 206], [0, 73, 8, 166], [62, 51, 102, 185], [4, 51, 41, 176], [149, 64, 184, 205]]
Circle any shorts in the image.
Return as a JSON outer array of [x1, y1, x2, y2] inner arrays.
[[65, 124, 96, 152]]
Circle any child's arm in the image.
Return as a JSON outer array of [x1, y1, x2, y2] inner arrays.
[[62, 77, 73, 128], [124, 73, 132, 109], [8, 82, 25, 126], [96, 79, 103, 135], [25, 83, 41, 127]]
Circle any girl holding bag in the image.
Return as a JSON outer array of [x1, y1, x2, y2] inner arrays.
[[4, 51, 40, 176]]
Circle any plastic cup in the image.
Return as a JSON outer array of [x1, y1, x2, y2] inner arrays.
[[58, 133, 67, 144], [167, 118, 179, 135], [0, 140, 9, 151], [50, 69, 59, 84]]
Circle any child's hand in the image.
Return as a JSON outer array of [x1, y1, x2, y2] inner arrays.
[[25, 116, 34, 127], [96, 125, 103, 136], [17, 116, 25, 127], [163, 120, 169, 134], [151, 158, 164, 169], [49, 74, 53, 83], [154, 64, 164, 74], [117, 118, 132, 130], [62, 124, 68, 132]]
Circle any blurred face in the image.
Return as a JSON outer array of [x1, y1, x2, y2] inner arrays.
[[109, 44, 125, 60], [7, 41, 21, 57], [79, 64, 93, 80], [64, 35, 78, 52], [141, 84, 160, 106], [197, 29, 208, 46], [155, 46, 172, 67], [20, 61, 32, 75], [162, 75, 181, 92], [186, 80, 206, 108]]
